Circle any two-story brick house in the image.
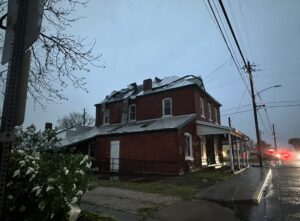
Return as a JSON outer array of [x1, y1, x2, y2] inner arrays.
[[60, 75, 248, 175]]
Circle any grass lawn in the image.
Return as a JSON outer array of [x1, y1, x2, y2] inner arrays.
[[89, 167, 233, 200]]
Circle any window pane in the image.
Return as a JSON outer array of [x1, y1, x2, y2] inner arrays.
[[200, 98, 204, 116], [163, 99, 172, 115], [104, 110, 109, 124], [129, 105, 136, 120]]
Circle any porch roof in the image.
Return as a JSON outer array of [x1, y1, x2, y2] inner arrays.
[[196, 121, 248, 140]]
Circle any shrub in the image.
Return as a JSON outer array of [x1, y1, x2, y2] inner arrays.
[[5, 125, 91, 221]]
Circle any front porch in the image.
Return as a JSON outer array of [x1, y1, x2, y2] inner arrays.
[[196, 121, 249, 172]]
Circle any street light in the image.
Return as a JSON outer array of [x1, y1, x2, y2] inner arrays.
[[253, 84, 282, 167], [255, 84, 282, 97]]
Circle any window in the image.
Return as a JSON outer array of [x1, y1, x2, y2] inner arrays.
[[200, 97, 205, 117], [162, 98, 172, 116], [184, 132, 193, 160], [129, 104, 136, 121], [208, 103, 212, 121], [214, 108, 218, 124], [103, 109, 110, 125]]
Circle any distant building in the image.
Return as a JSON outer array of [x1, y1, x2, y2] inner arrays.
[[289, 138, 300, 151], [60, 75, 248, 175]]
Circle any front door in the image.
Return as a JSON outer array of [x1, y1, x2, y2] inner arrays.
[[110, 141, 120, 172], [206, 135, 215, 165]]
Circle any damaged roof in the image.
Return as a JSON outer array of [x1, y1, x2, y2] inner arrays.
[[95, 75, 221, 106], [59, 114, 196, 147]]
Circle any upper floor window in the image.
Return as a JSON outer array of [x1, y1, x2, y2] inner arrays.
[[162, 98, 172, 116], [129, 104, 136, 121], [214, 108, 218, 124], [184, 132, 193, 160], [208, 103, 212, 121], [103, 109, 110, 125], [200, 97, 205, 117]]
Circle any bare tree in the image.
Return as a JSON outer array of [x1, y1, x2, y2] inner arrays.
[[0, 0, 103, 108], [57, 111, 94, 130]]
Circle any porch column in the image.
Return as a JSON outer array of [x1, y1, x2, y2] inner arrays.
[[228, 132, 234, 172], [242, 140, 246, 167], [236, 138, 241, 170], [214, 135, 220, 164], [200, 136, 207, 166], [245, 140, 249, 167]]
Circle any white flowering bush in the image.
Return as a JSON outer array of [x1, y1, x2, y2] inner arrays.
[[6, 125, 91, 221]]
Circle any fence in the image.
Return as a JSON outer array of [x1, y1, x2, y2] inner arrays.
[[95, 158, 181, 175]]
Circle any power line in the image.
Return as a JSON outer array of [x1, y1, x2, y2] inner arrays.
[[221, 104, 300, 116], [203, 58, 231, 80], [218, 0, 247, 67], [238, 0, 253, 59], [206, 0, 251, 96], [258, 110, 271, 136], [211, 0, 249, 88], [227, 0, 249, 60], [230, 88, 247, 121], [211, 0, 240, 65]]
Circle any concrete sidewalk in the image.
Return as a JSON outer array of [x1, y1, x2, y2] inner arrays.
[[81, 167, 271, 221], [196, 167, 271, 204]]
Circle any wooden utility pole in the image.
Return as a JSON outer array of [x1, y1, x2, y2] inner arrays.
[[246, 61, 262, 167], [83, 108, 86, 126], [272, 123, 277, 151]]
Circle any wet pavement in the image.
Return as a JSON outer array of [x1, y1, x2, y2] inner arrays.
[[196, 167, 271, 204], [233, 165, 300, 221], [82, 167, 270, 221]]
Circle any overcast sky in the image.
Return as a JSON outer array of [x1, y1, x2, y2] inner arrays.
[[23, 0, 300, 148]]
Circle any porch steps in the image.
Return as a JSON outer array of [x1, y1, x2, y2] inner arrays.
[[207, 163, 222, 169]]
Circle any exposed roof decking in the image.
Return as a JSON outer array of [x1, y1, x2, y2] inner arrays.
[[95, 75, 220, 106]]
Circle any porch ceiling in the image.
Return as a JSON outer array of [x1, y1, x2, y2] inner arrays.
[[196, 121, 248, 140]]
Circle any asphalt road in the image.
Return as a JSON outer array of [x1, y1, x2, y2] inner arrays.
[[235, 164, 300, 221]]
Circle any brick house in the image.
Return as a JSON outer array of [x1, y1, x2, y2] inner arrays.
[[60, 75, 248, 175]]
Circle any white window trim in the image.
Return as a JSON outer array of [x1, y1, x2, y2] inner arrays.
[[128, 104, 136, 121], [162, 98, 172, 117], [103, 109, 110, 125], [200, 97, 205, 118], [208, 103, 212, 121], [184, 132, 194, 161]]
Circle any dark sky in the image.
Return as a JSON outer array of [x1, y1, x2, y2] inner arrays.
[[24, 0, 300, 148]]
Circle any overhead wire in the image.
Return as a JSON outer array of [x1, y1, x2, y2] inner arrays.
[[218, 0, 247, 66], [211, 0, 240, 65], [221, 104, 300, 116], [258, 110, 271, 136], [226, 0, 249, 60], [238, 0, 253, 59], [203, 58, 231, 80], [206, 0, 251, 96], [230, 88, 247, 121]]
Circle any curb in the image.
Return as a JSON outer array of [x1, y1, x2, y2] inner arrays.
[[252, 168, 272, 204]]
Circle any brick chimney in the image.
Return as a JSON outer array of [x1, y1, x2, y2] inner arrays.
[[143, 78, 152, 92], [45, 122, 52, 130]]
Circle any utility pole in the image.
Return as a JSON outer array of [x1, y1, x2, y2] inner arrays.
[[83, 108, 86, 126], [272, 123, 277, 151], [246, 61, 263, 167], [0, 0, 44, 217]]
